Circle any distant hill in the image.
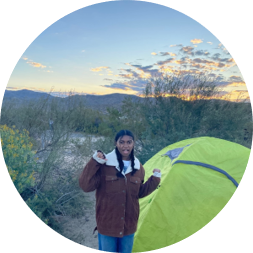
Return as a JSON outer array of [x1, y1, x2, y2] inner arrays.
[[3, 89, 52, 101], [1, 89, 142, 111]]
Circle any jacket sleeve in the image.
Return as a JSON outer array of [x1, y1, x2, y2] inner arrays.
[[79, 152, 105, 192], [138, 164, 160, 198]]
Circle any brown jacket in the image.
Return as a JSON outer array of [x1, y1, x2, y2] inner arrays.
[[79, 150, 160, 238]]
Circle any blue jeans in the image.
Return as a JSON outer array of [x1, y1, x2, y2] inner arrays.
[[98, 232, 135, 253]]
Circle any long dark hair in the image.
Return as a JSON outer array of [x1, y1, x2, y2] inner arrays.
[[115, 130, 137, 177]]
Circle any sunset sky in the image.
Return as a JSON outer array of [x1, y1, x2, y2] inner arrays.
[[6, 1, 249, 101]]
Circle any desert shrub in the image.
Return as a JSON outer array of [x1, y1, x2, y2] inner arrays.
[[0, 124, 52, 224], [0, 124, 36, 193]]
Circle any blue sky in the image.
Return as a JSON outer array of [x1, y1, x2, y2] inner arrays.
[[7, 0, 248, 100]]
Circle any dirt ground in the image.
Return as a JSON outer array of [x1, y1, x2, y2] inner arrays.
[[58, 190, 99, 250]]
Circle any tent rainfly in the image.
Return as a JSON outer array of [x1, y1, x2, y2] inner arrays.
[[133, 137, 250, 252]]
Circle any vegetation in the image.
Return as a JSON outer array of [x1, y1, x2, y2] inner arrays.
[[0, 74, 252, 236]]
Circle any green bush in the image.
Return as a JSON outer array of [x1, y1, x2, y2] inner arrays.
[[0, 124, 36, 193], [0, 125, 48, 224]]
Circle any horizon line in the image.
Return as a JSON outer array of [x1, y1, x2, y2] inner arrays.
[[4, 88, 250, 103]]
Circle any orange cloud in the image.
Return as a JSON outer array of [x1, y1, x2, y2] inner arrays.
[[27, 61, 46, 68], [159, 66, 174, 73], [226, 58, 236, 68], [174, 59, 190, 65], [120, 73, 134, 79], [151, 52, 157, 55], [138, 71, 151, 79], [90, 66, 109, 72], [191, 39, 203, 44], [225, 82, 247, 89]]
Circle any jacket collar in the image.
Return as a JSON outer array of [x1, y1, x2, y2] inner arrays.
[[105, 149, 140, 174]]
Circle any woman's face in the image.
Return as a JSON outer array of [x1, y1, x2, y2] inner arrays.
[[116, 135, 134, 160]]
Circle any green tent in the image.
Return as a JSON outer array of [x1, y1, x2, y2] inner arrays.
[[133, 137, 250, 252]]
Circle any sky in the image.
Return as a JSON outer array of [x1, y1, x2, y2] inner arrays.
[[6, 0, 249, 101]]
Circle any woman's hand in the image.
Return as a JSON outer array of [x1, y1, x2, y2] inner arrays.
[[153, 168, 161, 173], [97, 150, 107, 160]]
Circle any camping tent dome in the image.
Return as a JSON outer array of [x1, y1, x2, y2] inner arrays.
[[133, 136, 250, 252]]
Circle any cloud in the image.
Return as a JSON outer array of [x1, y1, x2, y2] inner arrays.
[[156, 58, 174, 66], [126, 44, 234, 78], [104, 78, 113, 81], [102, 83, 132, 91], [228, 76, 244, 83], [174, 57, 190, 65], [101, 65, 245, 95], [160, 52, 177, 57], [81, 50, 85, 53], [119, 73, 134, 79], [207, 42, 213, 45], [97, 39, 240, 95], [132, 65, 154, 70], [195, 50, 210, 56], [27, 61, 46, 68], [23, 57, 47, 69], [191, 58, 231, 69], [102, 79, 148, 93], [228, 58, 235, 63], [172, 58, 218, 72], [170, 44, 183, 47], [190, 39, 203, 44], [211, 53, 221, 60], [210, 53, 234, 63], [180, 46, 195, 56], [123, 64, 160, 79], [90, 66, 110, 72], [120, 68, 140, 79], [207, 73, 218, 78]]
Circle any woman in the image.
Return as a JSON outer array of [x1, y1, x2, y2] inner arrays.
[[79, 130, 161, 252]]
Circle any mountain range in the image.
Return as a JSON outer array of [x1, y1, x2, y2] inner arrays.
[[2, 89, 248, 113], [2, 89, 142, 111]]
